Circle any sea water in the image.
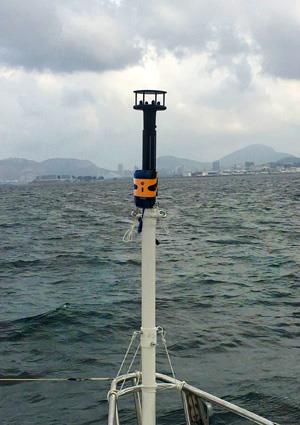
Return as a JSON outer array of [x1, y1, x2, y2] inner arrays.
[[0, 174, 299, 424]]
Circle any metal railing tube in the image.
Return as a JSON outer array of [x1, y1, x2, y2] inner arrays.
[[133, 376, 142, 425], [117, 383, 176, 398], [108, 373, 141, 425], [108, 378, 118, 425], [108, 394, 117, 425], [156, 373, 278, 425], [107, 372, 279, 425]]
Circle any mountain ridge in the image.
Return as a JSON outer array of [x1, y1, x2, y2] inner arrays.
[[219, 144, 292, 167], [157, 144, 294, 174], [157, 155, 210, 174], [0, 157, 110, 182], [0, 144, 297, 181]]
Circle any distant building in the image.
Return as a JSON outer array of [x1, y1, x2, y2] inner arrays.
[[34, 175, 103, 182], [175, 165, 184, 176], [212, 160, 220, 171], [191, 171, 205, 177], [118, 163, 124, 176], [35, 175, 60, 181], [245, 161, 255, 170]]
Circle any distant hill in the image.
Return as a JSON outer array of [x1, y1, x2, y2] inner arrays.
[[1, 145, 297, 182], [0, 158, 38, 182], [274, 156, 300, 167], [219, 144, 292, 168], [0, 158, 110, 182], [157, 155, 210, 175], [37, 158, 107, 176], [157, 145, 294, 174]]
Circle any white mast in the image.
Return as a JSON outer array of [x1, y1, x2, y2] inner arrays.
[[141, 208, 157, 425], [133, 89, 167, 425]]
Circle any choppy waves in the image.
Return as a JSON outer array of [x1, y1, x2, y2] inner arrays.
[[0, 175, 299, 425]]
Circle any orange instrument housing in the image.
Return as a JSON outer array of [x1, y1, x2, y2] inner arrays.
[[133, 177, 157, 198], [133, 170, 158, 208]]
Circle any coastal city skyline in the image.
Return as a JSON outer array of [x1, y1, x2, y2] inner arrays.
[[1, 143, 299, 183], [0, 142, 298, 171]]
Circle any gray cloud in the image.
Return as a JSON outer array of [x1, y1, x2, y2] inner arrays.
[[1, 0, 299, 81], [0, 0, 299, 169], [61, 89, 96, 107], [133, 0, 300, 80], [0, 0, 141, 72], [255, 18, 300, 80]]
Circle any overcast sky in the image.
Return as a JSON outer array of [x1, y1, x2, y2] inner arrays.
[[0, 0, 299, 169]]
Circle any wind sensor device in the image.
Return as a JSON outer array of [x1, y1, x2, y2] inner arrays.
[[133, 90, 167, 209]]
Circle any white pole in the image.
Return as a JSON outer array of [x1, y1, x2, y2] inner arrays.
[[141, 208, 157, 425]]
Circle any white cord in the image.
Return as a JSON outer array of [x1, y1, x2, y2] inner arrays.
[[122, 209, 142, 242], [120, 342, 141, 391], [122, 207, 169, 242], [157, 327, 176, 380], [0, 377, 112, 382], [155, 207, 169, 236], [116, 331, 139, 377], [123, 219, 138, 242]]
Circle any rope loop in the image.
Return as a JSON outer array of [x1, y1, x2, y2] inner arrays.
[[123, 209, 143, 242], [107, 389, 119, 400], [123, 206, 169, 242]]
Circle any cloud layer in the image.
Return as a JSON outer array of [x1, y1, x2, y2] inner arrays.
[[0, 0, 299, 168]]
